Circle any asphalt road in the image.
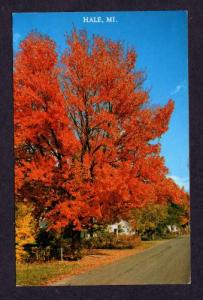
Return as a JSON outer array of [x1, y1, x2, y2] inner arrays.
[[52, 236, 191, 285]]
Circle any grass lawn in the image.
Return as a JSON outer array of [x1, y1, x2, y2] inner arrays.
[[16, 240, 164, 286], [16, 261, 80, 286]]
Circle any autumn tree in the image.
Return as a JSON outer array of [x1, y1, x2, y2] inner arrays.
[[16, 201, 37, 262], [14, 30, 185, 248], [130, 202, 168, 240], [165, 199, 190, 230]]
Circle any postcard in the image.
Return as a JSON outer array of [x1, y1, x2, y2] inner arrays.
[[13, 11, 190, 286]]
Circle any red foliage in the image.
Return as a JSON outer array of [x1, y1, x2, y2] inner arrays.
[[14, 30, 187, 232]]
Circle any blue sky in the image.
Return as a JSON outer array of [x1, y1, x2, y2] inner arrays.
[[13, 11, 189, 191]]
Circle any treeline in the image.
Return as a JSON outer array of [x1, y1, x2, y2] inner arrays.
[[16, 200, 189, 262]]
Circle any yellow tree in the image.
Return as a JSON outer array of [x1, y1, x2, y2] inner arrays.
[[130, 202, 169, 239], [15, 201, 37, 262]]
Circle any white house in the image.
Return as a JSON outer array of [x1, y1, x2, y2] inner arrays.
[[107, 220, 135, 236], [167, 224, 180, 234]]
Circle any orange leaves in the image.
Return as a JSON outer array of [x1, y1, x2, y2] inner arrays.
[[152, 99, 175, 137], [154, 177, 187, 206], [126, 50, 136, 71], [15, 32, 57, 74], [127, 99, 174, 143], [14, 30, 188, 234]]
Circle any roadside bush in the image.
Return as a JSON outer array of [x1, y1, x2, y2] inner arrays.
[[83, 233, 141, 249], [115, 235, 141, 249]]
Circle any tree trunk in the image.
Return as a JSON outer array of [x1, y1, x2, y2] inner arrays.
[[60, 247, 63, 261], [71, 230, 81, 259]]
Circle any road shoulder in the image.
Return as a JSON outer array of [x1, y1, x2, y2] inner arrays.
[[47, 239, 167, 286]]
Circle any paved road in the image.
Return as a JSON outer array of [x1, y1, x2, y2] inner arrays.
[[52, 236, 190, 285]]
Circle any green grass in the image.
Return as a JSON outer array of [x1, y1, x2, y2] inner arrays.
[[16, 261, 79, 286]]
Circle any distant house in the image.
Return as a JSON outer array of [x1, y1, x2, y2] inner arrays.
[[107, 220, 135, 236], [167, 225, 180, 234]]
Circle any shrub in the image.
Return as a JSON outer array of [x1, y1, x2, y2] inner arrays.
[[83, 233, 141, 249]]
